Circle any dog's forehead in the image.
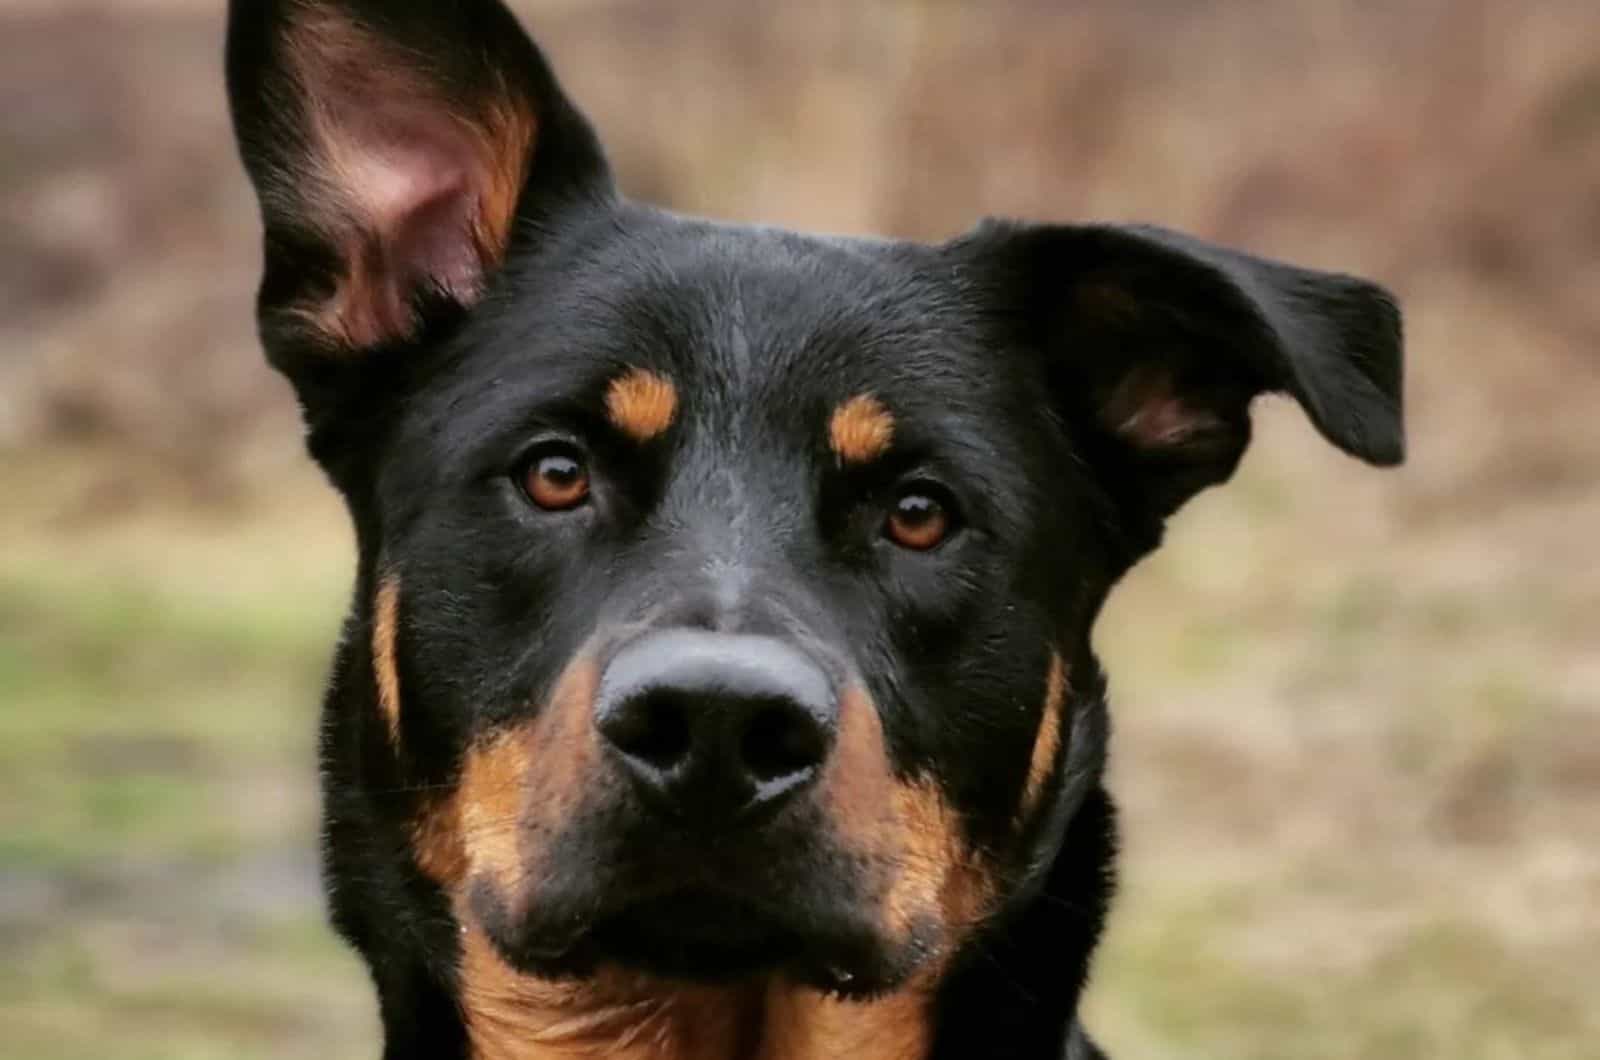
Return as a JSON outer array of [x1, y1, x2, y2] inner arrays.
[[467, 212, 1000, 421]]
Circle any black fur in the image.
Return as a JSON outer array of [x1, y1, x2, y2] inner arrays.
[[225, 2, 1404, 1057]]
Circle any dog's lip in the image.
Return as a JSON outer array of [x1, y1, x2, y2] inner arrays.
[[591, 887, 797, 948], [499, 885, 804, 977], [495, 881, 787, 953], [584, 886, 892, 988], [498, 881, 897, 993]]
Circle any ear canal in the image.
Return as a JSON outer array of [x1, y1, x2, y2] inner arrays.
[[227, 0, 611, 360], [1098, 363, 1232, 453]]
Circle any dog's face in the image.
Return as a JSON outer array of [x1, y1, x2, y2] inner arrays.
[[228, 0, 1402, 1003], [374, 218, 1097, 992]]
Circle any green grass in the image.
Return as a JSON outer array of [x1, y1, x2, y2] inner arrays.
[[0, 565, 335, 871], [0, 472, 376, 1058], [1084, 877, 1598, 1060]]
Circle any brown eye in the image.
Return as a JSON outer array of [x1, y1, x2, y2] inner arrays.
[[522, 446, 590, 511], [885, 489, 951, 551]]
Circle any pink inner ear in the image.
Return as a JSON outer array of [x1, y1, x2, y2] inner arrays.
[[327, 116, 496, 347], [284, 10, 534, 349], [1102, 365, 1223, 450]]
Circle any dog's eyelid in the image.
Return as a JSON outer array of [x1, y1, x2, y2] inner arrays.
[[508, 428, 590, 469], [888, 459, 970, 506]]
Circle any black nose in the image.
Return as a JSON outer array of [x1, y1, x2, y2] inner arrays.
[[594, 630, 836, 820]]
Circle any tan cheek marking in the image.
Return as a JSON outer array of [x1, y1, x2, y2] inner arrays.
[[881, 779, 956, 939], [882, 778, 994, 960], [517, 658, 605, 845], [371, 574, 403, 749], [605, 369, 679, 442], [412, 789, 469, 887], [410, 658, 601, 900], [824, 685, 992, 966], [828, 394, 894, 465], [824, 685, 898, 846], [1019, 651, 1068, 820], [456, 727, 537, 898], [468, 660, 603, 903]]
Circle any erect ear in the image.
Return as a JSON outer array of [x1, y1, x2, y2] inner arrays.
[[972, 221, 1404, 553], [226, 0, 611, 369]]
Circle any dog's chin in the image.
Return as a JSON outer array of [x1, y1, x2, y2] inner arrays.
[[489, 889, 923, 999], [586, 892, 811, 982]]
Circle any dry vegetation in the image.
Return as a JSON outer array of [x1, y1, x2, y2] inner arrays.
[[2, 1, 1597, 1058]]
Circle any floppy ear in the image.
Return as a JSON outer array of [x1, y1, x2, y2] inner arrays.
[[226, 0, 611, 373], [973, 222, 1404, 553]]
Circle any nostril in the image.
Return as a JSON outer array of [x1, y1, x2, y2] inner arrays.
[[596, 631, 838, 815], [740, 699, 827, 784], [603, 691, 692, 772]]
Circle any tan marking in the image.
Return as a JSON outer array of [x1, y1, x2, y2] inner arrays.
[[281, 7, 537, 350], [825, 684, 993, 970], [605, 369, 679, 442], [412, 788, 469, 886], [828, 394, 894, 465], [457, 728, 537, 897], [825, 685, 897, 845], [371, 574, 403, 748], [883, 778, 993, 959], [460, 931, 935, 1060], [410, 659, 601, 896], [760, 980, 932, 1060], [414, 665, 952, 1059], [1019, 652, 1068, 820], [881, 779, 956, 939], [460, 927, 758, 1060]]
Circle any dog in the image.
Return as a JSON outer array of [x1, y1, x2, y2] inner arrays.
[[225, 2, 1404, 1057]]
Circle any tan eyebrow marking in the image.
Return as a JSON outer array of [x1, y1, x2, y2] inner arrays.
[[828, 393, 895, 465], [605, 368, 679, 442], [1020, 652, 1068, 819], [372, 573, 403, 749]]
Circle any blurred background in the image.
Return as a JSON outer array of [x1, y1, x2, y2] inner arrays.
[[2, 0, 1597, 1057]]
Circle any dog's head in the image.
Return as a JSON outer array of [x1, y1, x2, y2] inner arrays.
[[229, 0, 1402, 1002]]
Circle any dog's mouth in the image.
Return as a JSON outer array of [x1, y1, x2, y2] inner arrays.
[[487, 882, 913, 997], [587, 890, 808, 979]]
